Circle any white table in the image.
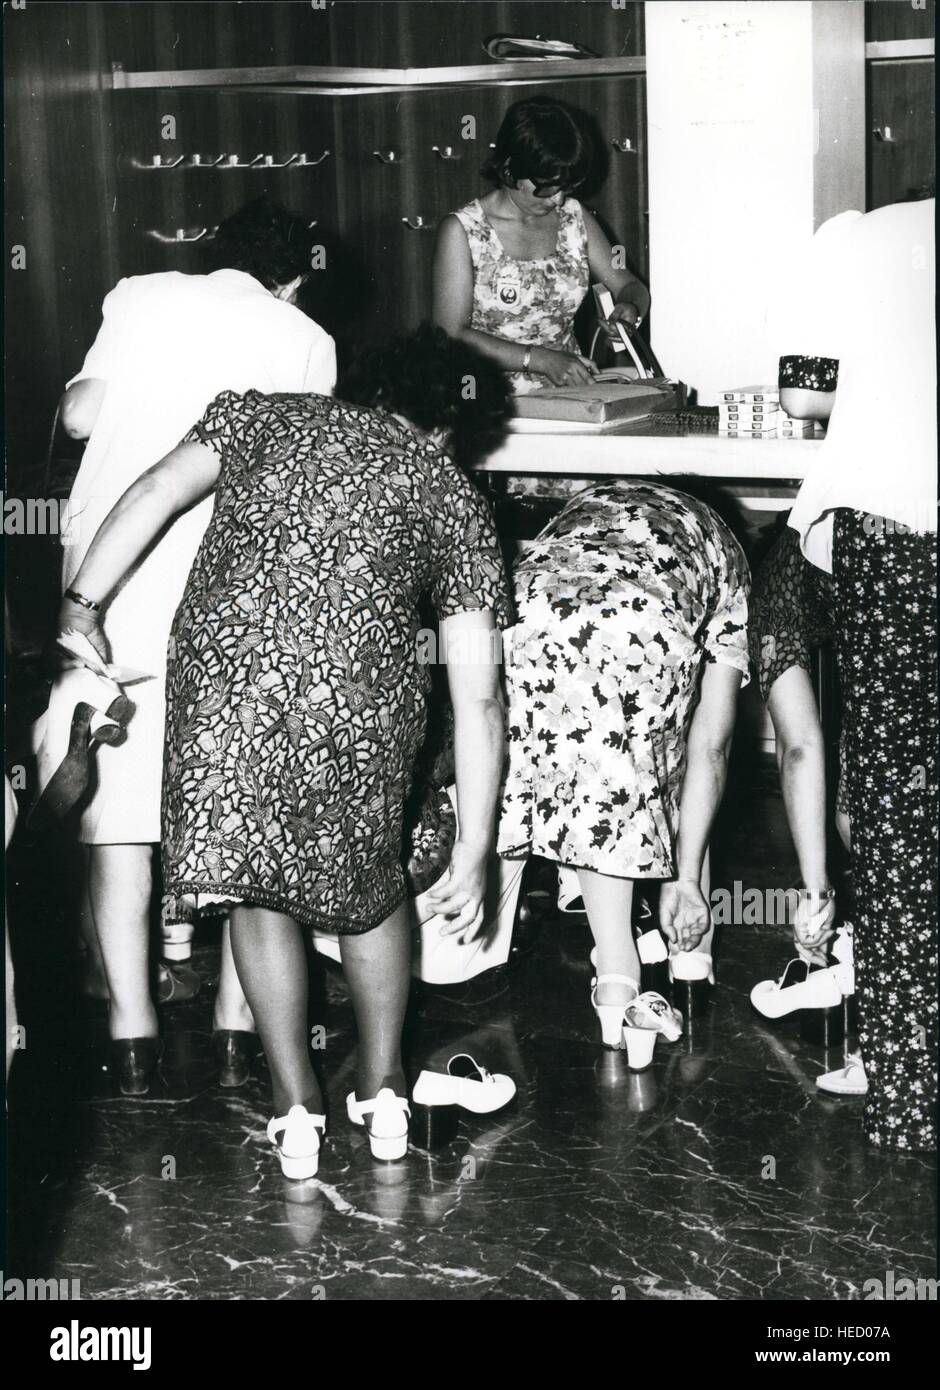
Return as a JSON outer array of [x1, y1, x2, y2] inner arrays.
[[474, 429, 820, 512]]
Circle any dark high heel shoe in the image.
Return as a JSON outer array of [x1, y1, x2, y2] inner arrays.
[[31, 692, 132, 825], [109, 1037, 163, 1096], [213, 1030, 260, 1088]]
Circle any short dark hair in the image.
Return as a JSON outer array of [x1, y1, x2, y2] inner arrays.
[[201, 196, 317, 291], [482, 97, 594, 193], [336, 323, 513, 470]]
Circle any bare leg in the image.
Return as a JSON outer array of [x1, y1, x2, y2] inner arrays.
[[78, 851, 109, 997], [213, 919, 256, 1032], [339, 903, 411, 1101], [576, 867, 638, 1008], [767, 667, 830, 891], [228, 905, 322, 1117], [88, 842, 158, 1040]]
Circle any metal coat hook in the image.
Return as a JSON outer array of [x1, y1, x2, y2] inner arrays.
[[373, 148, 401, 164], [432, 145, 461, 162], [257, 153, 300, 169], [146, 226, 212, 243], [190, 153, 229, 167], [217, 153, 266, 169], [872, 125, 898, 144], [132, 154, 187, 170], [401, 216, 432, 230], [611, 137, 637, 154], [295, 151, 331, 166]]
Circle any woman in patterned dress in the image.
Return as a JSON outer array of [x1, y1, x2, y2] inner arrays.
[[433, 97, 650, 393], [498, 480, 750, 1055], [58, 327, 513, 1175]]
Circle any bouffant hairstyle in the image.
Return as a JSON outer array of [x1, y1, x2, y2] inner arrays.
[[337, 323, 513, 470], [201, 196, 318, 291], [481, 97, 594, 193]]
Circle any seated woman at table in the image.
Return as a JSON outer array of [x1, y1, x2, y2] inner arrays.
[[432, 96, 650, 394], [497, 480, 750, 1068]]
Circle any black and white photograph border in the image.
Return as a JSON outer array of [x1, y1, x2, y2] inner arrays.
[[2, 0, 936, 1332]]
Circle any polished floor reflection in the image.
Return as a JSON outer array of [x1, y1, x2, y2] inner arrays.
[[6, 778, 935, 1301]]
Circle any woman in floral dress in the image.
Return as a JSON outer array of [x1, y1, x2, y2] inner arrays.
[[433, 97, 650, 393], [498, 480, 750, 1049], [58, 327, 513, 1175]]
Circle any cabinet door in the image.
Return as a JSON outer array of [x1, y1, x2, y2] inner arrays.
[[867, 58, 936, 209]]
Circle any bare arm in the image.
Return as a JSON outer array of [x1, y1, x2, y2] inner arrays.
[[431, 214, 595, 385], [583, 208, 651, 329], [59, 379, 108, 440], [660, 662, 742, 951], [424, 608, 505, 938], [58, 441, 221, 653]]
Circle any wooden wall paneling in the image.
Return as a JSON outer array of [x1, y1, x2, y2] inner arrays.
[[105, 0, 329, 72], [867, 57, 937, 207], [3, 1, 119, 643], [3, 1, 117, 473], [325, 0, 644, 68], [866, 0, 935, 43]]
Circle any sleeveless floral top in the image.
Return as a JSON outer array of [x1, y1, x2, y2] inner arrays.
[[453, 197, 590, 393]]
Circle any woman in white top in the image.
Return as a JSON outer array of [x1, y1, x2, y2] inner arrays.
[[432, 97, 650, 394], [57, 198, 337, 1094]]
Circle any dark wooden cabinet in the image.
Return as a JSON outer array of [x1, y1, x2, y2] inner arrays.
[[865, 0, 935, 209]]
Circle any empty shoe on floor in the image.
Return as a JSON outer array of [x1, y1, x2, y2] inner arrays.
[[816, 1054, 868, 1095], [157, 962, 201, 1004], [750, 960, 843, 1019]]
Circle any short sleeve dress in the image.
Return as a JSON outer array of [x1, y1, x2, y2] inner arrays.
[[497, 480, 750, 878], [162, 390, 511, 933]]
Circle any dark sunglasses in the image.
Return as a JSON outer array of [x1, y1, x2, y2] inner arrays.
[[531, 177, 585, 199]]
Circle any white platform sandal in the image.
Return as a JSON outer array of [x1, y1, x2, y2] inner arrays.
[[267, 1104, 326, 1181], [591, 972, 641, 1048], [346, 1087, 410, 1161]]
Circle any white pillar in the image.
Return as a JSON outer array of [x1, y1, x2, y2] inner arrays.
[[645, 1, 864, 404]]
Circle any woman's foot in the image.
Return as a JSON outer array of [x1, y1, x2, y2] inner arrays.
[[267, 1103, 326, 1180], [214, 1030, 261, 1088], [347, 1087, 410, 1161], [109, 1037, 163, 1096]]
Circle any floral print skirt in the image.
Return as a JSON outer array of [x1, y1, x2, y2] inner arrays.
[[832, 508, 937, 1152]]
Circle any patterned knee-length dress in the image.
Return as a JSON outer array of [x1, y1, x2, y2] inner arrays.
[[162, 390, 510, 932], [497, 481, 750, 876]]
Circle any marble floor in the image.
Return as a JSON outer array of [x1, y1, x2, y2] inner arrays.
[[5, 771, 936, 1301]]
